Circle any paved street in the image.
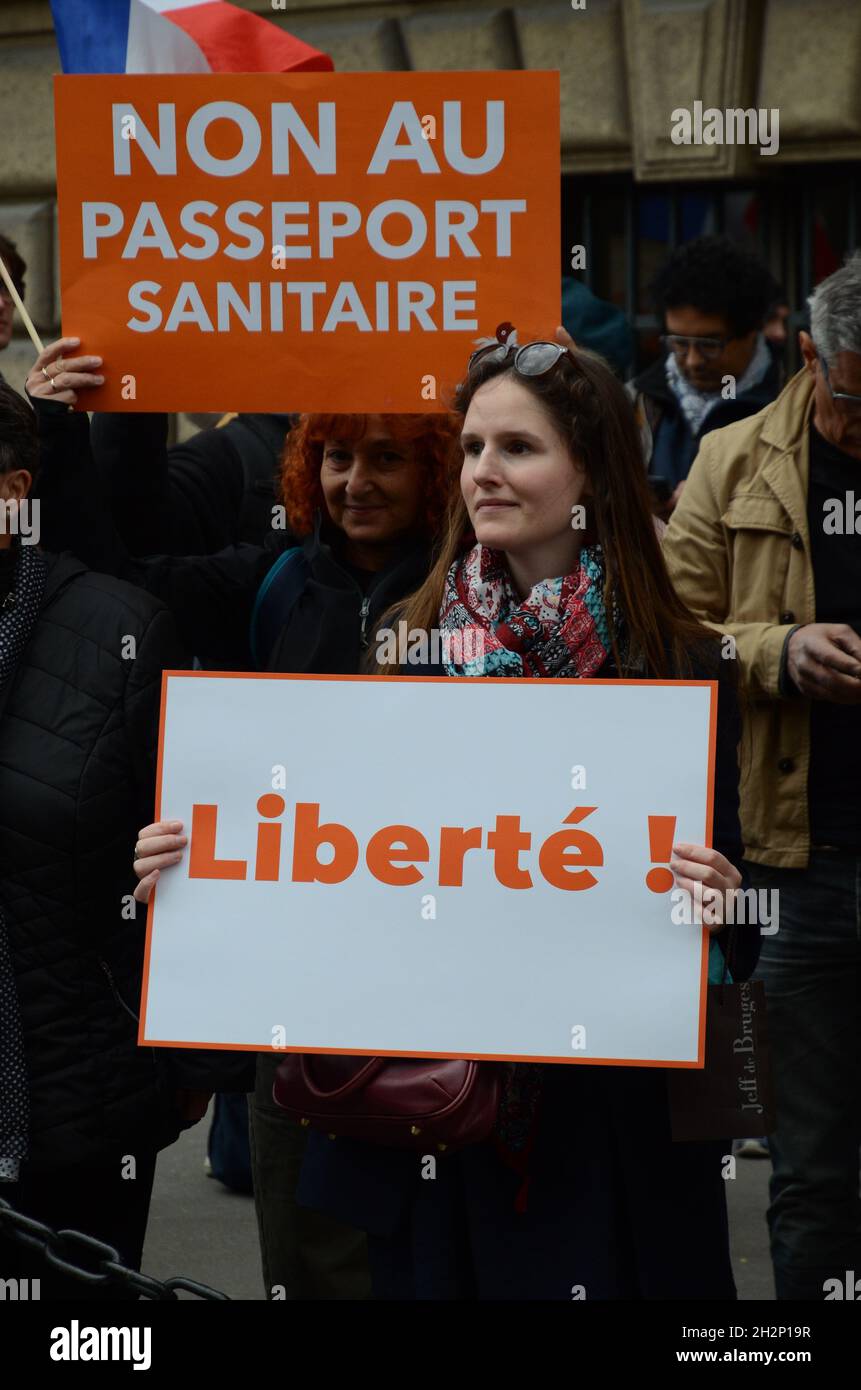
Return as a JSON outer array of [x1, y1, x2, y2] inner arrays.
[[142, 1107, 776, 1301], [143, 1110, 263, 1301], [728, 1152, 775, 1300]]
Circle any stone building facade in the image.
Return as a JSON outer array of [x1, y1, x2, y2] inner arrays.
[[1, 0, 859, 403]]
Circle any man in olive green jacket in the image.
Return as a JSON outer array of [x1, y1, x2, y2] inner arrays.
[[663, 252, 861, 1301]]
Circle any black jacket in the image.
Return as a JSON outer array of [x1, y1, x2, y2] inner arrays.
[[91, 411, 295, 555], [33, 400, 430, 675], [629, 350, 782, 488], [0, 552, 191, 1170]]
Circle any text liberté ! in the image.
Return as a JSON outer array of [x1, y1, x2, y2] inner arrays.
[[83, 100, 524, 336]]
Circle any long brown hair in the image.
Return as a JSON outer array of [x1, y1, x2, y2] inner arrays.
[[378, 344, 717, 677]]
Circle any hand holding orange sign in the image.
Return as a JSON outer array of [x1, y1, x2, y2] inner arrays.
[[25, 337, 104, 408]]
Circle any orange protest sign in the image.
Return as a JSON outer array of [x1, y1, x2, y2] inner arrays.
[[54, 72, 560, 412]]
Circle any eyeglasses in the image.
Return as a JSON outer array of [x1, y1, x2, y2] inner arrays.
[[661, 334, 731, 362], [818, 354, 861, 414], [467, 340, 571, 378]]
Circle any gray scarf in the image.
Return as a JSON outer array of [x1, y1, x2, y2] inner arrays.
[[0, 542, 47, 1180]]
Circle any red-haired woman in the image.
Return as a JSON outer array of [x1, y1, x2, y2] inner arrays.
[[26, 338, 459, 1300]]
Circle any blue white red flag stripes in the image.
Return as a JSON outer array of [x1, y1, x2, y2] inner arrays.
[[50, 0, 333, 75]]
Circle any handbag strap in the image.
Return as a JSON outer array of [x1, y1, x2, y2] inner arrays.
[[716, 920, 736, 1005], [249, 547, 308, 670], [298, 1055, 385, 1101]]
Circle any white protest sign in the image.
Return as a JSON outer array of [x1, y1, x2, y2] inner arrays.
[[141, 673, 717, 1066]]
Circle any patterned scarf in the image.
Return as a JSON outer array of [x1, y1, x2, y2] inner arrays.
[[440, 541, 613, 679], [0, 542, 46, 1181], [664, 331, 773, 437], [439, 541, 615, 1206]]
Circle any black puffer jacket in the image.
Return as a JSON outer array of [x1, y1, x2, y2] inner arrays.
[[0, 551, 190, 1170]]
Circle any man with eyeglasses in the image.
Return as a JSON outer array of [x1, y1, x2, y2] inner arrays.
[[663, 250, 861, 1301], [628, 236, 782, 517]]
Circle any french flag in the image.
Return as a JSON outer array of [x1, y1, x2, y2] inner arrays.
[[50, 0, 333, 74]]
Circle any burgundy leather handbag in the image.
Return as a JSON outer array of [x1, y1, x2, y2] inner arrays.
[[272, 1053, 502, 1153]]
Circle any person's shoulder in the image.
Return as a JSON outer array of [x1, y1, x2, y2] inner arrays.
[[172, 417, 239, 464], [628, 356, 670, 402], [263, 529, 303, 559], [231, 413, 295, 449], [216, 413, 292, 473], [688, 397, 778, 506], [42, 552, 171, 631], [698, 369, 804, 466]]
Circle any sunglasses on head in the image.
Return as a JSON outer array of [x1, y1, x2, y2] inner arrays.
[[467, 340, 572, 379]]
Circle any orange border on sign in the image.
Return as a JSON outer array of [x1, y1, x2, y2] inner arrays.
[[139, 671, 718, 1069]]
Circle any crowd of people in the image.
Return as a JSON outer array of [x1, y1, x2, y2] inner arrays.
[[0, 230, 859, 1302]]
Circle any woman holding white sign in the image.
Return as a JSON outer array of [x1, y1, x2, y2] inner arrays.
[[290, 337, 756, 1301]]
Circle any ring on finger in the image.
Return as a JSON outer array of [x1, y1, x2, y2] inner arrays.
[[49, 374, 59, 391], [41, 366, 51, 381]]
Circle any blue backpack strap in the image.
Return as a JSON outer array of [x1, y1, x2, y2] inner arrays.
[[250, 547, 309, 669]]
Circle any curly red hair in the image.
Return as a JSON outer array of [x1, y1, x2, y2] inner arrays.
[[280, 413, 460, 539]]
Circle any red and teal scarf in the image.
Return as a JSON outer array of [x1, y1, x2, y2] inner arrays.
[[440, 541, 613, 679]]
